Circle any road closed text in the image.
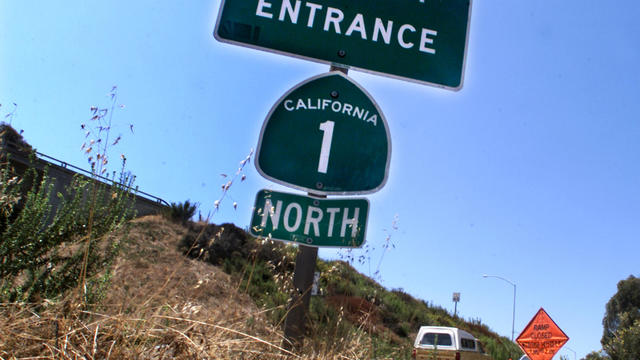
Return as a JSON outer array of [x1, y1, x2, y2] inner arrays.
[[255, 0, 438, 54]]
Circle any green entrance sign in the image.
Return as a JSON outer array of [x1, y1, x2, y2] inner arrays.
[[250, 189, 369, 248], [214, 0, 472, 89], [256, 72, 390, 195]]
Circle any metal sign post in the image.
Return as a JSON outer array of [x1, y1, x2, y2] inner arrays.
[[281, 67, 352, 351], [248, 63, 387, 351], [212, 0, 473, 349], [282, 241, 319, 351], [212, 0, 472, 354]]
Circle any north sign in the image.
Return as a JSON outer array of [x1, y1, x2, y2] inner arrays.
[[250, 189, 369, 248], [214, 0, 472, 89], [255, 72, 390, 195]]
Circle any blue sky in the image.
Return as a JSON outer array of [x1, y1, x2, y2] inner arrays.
[[2, 1, 639, 358]]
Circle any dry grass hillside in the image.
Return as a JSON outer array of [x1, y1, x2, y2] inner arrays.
[[0, 214, 521, 360], [0, 213, 521, 360], [0, 215, 369, 359]]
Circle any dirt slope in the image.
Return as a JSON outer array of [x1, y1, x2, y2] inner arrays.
[[1, 215, 291, 359]]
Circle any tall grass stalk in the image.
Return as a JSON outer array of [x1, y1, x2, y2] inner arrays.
[[78, 86, 131, 302]]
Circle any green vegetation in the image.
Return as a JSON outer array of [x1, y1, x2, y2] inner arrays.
[[0, 151, 136, 303], [584, 351, 610, 360], [599, 275, 640, 360], [1, 108, 136, 304], [164, 199, 198, 224], [578, 275, 640, 360]]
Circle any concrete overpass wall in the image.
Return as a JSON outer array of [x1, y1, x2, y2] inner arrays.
[[1, 140, 168, 218]]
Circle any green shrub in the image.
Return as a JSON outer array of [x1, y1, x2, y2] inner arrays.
[[0, 159, 23, 236], [478, 335, 523, 360], [180, 222, 251, 264], [164, 200, 198, 224], [0, 157, 135, 303]]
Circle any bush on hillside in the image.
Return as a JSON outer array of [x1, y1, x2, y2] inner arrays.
[[180, 222, 251, 264], [0, 154, 136, 303], [164, 200, 198, 224]]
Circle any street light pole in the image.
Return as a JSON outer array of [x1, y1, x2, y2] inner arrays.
[[483, 274, 517, 341], [565, 346, 577, 360]]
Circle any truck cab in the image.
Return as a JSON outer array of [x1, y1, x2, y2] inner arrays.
[[412, 326, 490, 360]]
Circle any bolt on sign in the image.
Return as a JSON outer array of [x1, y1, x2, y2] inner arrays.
[[516, 308, 569, 360], [250, 189, 369, 247], [214, 0, 472, 89], [255, 71, 391, 195]]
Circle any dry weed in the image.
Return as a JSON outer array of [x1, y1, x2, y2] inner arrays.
[[0, 216, 374, 359]]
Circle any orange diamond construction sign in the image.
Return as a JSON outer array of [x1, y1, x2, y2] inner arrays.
[[516, 308, 569, 360]]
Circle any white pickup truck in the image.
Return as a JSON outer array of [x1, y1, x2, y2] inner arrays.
[[411, 326, 491, 360]]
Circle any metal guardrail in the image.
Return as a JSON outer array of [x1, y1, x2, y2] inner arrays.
[[2, 140, 170, 207]]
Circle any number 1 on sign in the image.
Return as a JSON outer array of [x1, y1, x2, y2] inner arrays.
[[317, 120, 334, 173]]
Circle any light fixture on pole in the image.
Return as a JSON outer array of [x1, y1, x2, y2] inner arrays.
[[482, 274, 517, 341]]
